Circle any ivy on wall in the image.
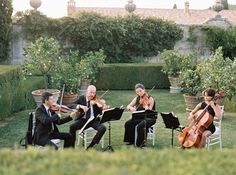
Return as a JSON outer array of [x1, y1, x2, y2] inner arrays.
[[13, 11, 183, 63], [204, 26, 236, 59]]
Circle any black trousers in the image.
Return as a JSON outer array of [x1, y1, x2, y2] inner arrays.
[[70, 118, 106, 147], [47, 132, 74, 149], [124, 118, 156, 146]]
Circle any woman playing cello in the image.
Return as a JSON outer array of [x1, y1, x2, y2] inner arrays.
[[124, 83, 156, 147], [179, 88, 222, 148]]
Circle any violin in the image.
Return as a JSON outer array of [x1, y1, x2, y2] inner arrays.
[[50, 104, 76, 113], [138, 86, 155, 109], [50, 84, 80, 117], [90, 96, 110, 110], [139, 93, 150, 107], [90, 90, 110, 109]]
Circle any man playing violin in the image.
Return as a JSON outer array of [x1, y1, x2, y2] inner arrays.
[[34, 92, 77, 149], [70, 85, 107, 149], [186, 88, 222, 148], [124, 83, 156, 147]]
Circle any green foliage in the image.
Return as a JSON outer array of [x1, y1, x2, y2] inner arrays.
[[205, 26, 236, 59], [180, 69, 202, 96], [51, 50, 81, 94], [0, 66, 45, 120], [1, 148, 236, 175], [160, 50, 194, 77], [197, 47, 236, 100], [0, 0, 13, 62], [79, 49, 105, 81], [13, 10, 54, 41], [95, 63, 169, 90], [187, 26, 198, 43], [22, 37, 61, 88], [222, 0, 229, 9], [14, 11, 183, 63]]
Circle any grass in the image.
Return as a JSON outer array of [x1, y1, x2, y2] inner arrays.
[[0, 89, 236, 150]]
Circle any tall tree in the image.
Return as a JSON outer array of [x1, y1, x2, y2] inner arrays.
[[222, 0, 229, 10], [0, 0, 13, 62], [173, 4, 177, 9]]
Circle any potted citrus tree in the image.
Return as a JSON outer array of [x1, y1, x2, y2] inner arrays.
[[78, 49, 106, 94], [22, 37, 61, 106], [160, 50, 193, 93], [180, 68, 203, 111], [51, 50, 81, 106], [197, 47, 236, 105]]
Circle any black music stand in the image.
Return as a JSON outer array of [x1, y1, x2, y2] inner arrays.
[[100, 107, 124, 152], [161, 112, 182, 147], [132, 110, 158, 147]]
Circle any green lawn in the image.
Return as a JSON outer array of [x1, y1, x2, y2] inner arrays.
[[0, 89, 236, 150]]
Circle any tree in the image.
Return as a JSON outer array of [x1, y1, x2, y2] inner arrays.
[[222, 0, 229, 10], [0, 0, 13, 62], [173, 4, 177, 9]]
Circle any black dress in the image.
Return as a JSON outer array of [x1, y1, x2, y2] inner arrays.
[[123, 96, 156, 147], [199, 102, 216, 134]]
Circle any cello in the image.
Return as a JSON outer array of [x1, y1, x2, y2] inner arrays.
[[178, 97, 218, 148]]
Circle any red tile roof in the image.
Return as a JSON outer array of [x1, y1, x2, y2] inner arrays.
[[74, 7, 236, 25]]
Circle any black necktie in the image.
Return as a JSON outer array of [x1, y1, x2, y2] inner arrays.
[[85, 101, 91, 120]]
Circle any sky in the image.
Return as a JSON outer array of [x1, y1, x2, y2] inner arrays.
[[12, 0, 236, 18]]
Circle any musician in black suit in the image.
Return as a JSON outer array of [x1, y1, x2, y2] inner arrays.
[[124, 83, 156, 147], [70, 85, 107, 149], [34, 92, 76, 149]]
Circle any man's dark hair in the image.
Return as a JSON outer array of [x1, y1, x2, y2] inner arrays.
[[42, 92, 53, 103]]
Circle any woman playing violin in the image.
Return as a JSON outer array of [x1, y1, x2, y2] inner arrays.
[[187, 88, 222, 148], [124, 83, 156, 147]]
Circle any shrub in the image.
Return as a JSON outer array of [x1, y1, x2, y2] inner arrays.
[[0, 148, 236, 175], [95, 63, 169, 90], [0, 0, 13, 62], [160, 50, 194, 77], [0, 66, 45, 119], [197, 47, 236, 100]]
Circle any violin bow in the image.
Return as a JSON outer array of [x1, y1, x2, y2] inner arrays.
[[147, 85, 156, 95], [99, 89, 109, 98], [58, 84, 65, 115]]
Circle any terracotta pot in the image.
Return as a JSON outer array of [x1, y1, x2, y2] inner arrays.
[[183, 94, 203, 112], [62, 93, 78, 106], [168, 75, 181, 88], [32, 89, 60, 107]]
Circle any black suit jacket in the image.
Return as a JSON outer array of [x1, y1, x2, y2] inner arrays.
[[34, 104, 72, 146], [71, 95, 102, 120]]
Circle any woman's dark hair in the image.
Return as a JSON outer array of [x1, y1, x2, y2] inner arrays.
[[42, 92, 53, 103], [135, 83, 145, 90], [203, 88, 216, 97]]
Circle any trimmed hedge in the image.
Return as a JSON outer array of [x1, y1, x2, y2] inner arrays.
[[95, 63, 169, 90], [0, 65, 45, 120], [0, 148, 236, 175]]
